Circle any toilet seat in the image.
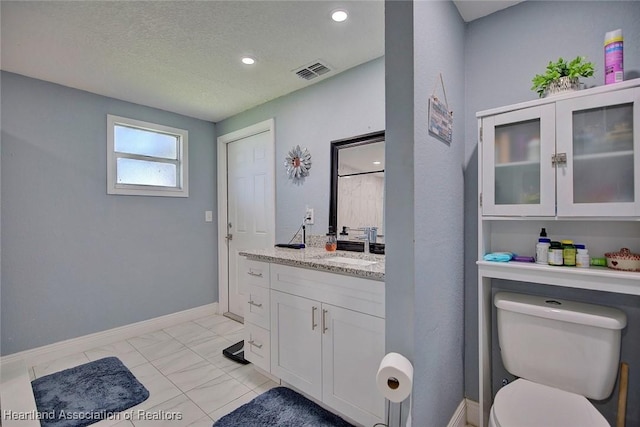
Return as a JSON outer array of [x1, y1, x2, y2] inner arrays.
[[490, 379, 609, 427]]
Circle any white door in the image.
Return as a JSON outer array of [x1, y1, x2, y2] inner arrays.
[[218, 120, 275, 320]]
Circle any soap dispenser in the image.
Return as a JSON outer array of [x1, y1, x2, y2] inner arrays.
[[338, 226, 349, 241]]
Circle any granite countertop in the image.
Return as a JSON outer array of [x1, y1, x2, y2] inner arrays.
[[239, 247, 385, 281]]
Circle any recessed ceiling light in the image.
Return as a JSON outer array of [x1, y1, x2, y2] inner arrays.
[[242, 57, 255, 65], [331, 9, 348, 22], [373, 161, 381, 165]]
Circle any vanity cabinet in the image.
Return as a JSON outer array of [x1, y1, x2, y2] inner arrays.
[[270, 264, 385, 427], [481, 82, 640, 217], [476, 80, 640, 427], [240, 257, 385, 427], [270, 290, 385, 427]]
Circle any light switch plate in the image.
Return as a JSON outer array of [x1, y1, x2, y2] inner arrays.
[[205, 211, 213, 222]]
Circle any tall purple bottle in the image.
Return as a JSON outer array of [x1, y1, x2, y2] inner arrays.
[[604, 29, 623, 85]]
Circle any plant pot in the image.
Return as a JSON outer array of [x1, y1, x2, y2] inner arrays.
[[543, 76, 581, 97]]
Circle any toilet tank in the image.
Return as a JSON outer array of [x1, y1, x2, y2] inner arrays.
[[495, 292, 627, 400]]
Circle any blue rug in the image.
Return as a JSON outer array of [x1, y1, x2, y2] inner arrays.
[[213, 387, 354, 427], [31, 356, 149, 427]]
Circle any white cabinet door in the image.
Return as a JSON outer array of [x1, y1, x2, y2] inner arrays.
[[270, 290, 322, 400], [556, 88, 640, 216], [322, 303, 385, 427], [482, 104, 556, 216]]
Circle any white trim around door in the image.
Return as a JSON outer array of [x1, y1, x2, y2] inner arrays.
[[217, 119, 276, 317]]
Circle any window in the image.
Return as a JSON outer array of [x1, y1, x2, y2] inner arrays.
[[107, 115, 188, 197]]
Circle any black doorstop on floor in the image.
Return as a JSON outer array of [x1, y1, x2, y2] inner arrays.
[[222, 340, 250, 364]]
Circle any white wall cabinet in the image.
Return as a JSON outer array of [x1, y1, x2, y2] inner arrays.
[[481, 82, 640, 217], [476, 80, 640, 427], [241, 258, 385, 427]]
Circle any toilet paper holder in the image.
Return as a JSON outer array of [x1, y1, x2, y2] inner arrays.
[[376, 352, 413, 427], [373, 398, 408, 427]]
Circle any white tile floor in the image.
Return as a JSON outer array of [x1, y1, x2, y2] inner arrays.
[[29, 314, 279, 427]]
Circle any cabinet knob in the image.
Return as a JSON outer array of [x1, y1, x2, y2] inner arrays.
[[248, 300, 263, 308], [247, 271, 263, 277]]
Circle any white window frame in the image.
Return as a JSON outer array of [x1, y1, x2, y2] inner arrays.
[[107, 114, 189, 197]]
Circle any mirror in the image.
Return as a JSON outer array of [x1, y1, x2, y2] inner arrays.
[[330, 131, 385, 249]]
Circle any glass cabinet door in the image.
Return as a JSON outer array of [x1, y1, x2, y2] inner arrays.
[[556, 88, 640, 216], [482, 104, 556, 216]]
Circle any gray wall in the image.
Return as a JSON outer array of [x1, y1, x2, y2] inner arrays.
[[216, 57, 385, 243], [384, 1, 416, 424], [386, 1, 466, 425], [463, 2, 640, 424], [1, 72, 217, 355]]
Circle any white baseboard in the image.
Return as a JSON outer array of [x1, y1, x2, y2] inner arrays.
[[447, 399, 468, 427], [465, 398, 480, 427], [446, 398, 480, 427], [0, 302, 219, 369], [0, 359, 40, 427]]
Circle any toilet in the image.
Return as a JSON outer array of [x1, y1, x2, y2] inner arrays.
[[490, 292, 627, 427]]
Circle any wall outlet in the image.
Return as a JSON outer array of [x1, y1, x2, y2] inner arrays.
[[304, 207, 314, 225]]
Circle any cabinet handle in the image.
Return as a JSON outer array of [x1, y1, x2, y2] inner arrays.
[[247, 271, 263, 277], [311, 306, 318, 330], [248, 300, 263, 308], [322, 309, 328, 333], [248, 339, 263, 349]]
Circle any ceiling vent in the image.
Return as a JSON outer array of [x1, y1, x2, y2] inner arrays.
[[294, 61, 332, 80]]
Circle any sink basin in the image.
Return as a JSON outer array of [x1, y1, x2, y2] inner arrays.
[[322, 256, 378, 267]]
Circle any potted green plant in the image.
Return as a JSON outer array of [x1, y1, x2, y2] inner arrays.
[[531, 56, 595, 98]]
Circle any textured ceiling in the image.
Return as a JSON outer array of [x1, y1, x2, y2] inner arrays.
[[1, 1, 520, 123], [1, 1, 385, 122]]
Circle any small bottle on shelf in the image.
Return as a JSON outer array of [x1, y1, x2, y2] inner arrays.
[[548, 241, 564, 266], [536, 237, 551, 264], [562, 240, 577, 267], [576, 244, 590, 268]]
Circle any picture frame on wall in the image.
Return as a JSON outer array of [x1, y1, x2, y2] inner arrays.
[[428, 95, 453, 144]]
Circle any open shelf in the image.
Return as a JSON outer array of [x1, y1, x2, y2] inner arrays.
[[477, 260, 640, 296]]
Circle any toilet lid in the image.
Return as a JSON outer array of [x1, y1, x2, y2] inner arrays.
[[492, 379, 609, 427]]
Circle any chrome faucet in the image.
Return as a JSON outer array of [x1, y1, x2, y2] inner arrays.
[[353, 227, 377, 253]]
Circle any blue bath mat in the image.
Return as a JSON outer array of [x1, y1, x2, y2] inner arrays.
[[31, 356, 149, 427], [213, 386, 353, 427]]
